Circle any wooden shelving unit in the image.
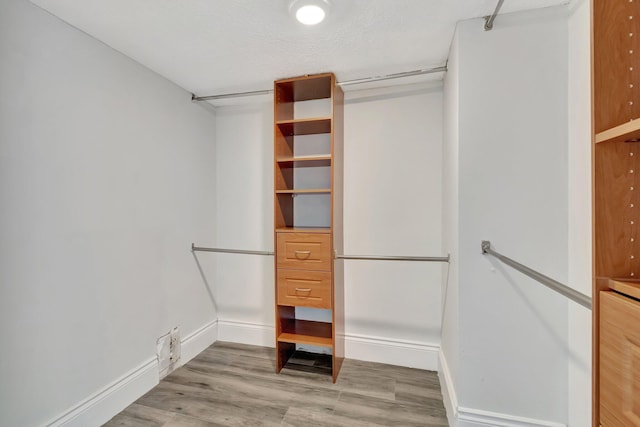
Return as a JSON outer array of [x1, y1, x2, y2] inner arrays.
[[273, 73, 344, 383], [593, 1, 640, 425]]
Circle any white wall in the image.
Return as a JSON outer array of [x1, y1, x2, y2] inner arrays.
[[343, 85, 443, 367], [213, 83, 444, 369], [567, 0, 593, 425], [441, 25, 461, 423], [441, 6, 573, 426], [214, 102, 275, 345], [0, 1, 218, 426]]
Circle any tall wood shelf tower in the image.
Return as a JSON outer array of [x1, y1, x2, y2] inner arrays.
[[593, 1, 640, 425], [273, 73, 344, 382]]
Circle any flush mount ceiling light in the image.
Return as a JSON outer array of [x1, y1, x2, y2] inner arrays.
[[289, 0, 331, 25]]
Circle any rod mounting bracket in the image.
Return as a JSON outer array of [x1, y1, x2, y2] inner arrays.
[[484, 0, 505, 31], [481, 240, 491, 254], [484, 16, 493, 31]]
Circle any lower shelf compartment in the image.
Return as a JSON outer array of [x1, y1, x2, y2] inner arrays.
[[280, 350, 333, 377], [278, 319, 332, 347]]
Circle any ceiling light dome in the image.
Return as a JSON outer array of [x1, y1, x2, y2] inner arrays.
[[290, 0, 331, 25]]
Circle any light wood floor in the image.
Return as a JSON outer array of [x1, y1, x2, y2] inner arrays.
[[103, 342, 448, 427]]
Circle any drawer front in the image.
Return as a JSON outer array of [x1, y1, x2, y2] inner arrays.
[[277, 233, 331, 271], [277, 270, 331, 309], [600, 291, 640, 427]]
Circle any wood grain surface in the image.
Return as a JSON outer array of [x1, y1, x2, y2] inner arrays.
[[103, 342, 447, 427], [599, 291, 640, 427]]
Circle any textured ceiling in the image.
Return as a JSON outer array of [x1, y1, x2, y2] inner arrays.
[[30, 0, 569, 96]]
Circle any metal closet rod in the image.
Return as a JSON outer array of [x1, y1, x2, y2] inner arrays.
[[481, 240, 592, 310], [336, 254, 449, 262], [484, 0, 505, 31], [191, 65, 448, 102], [191, 244, 274, 256], [191, 244, 449, 262]]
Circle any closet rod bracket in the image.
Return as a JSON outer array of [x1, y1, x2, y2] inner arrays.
[[484, 0, 505, 31]]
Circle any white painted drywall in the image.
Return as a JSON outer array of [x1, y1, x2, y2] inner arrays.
[[567, 0, 593, 425], [214, 103, 275, 339], [442, 6, 571, 425], [343, 85, 443, 350], [0, 1, 217, 426], [213, 84, 444, 367], [441, 24, 461, 424]]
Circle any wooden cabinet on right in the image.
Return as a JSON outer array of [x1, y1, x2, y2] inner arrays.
[[599, 289, 640, 427], [593, 1, 640, 425]]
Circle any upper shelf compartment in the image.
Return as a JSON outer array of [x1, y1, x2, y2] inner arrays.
[[276, 118, 331, 136], [596, 119, 640, 144], [276, 73, 332, 102], [275, 73, 333, 122]]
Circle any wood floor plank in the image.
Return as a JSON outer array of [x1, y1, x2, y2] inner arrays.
[[281, 406, 387, 427], [395, 380, 444, 406], [334, 360, 397, 401], [102, 403, 174, 427], [135, 380, 288, 426], [334, 390, 448, 427], [161, 414, 231, 427], [164, 364, 340, 412], [103, 342, 448, 427]]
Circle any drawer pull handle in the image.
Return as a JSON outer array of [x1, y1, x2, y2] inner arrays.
[[294, 250, 311, 259], [295, 288, 312, 294]]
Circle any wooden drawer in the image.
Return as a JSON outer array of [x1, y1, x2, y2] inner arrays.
[[276, 232, 331, 271], [277, 269, 331, 309], [600, 291, 640, 427]]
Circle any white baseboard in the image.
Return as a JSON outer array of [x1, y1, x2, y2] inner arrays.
[[217, 319, 275, 347], [46, 357, 158, 427], [457, 408, 566, 427], [345, 333, 439, 370], [180, 319, 219, 363], [439, 349, 459, 426], [46, 318, 219, 427], [438, 350, 566, 427]]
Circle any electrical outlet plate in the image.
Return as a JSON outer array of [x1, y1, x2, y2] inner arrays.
[[169, 327, 181, 365], [157, 332, 171, 378], [157, 327, 180, 379]]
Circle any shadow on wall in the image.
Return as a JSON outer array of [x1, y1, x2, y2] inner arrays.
[[345, 84, 443, 105], [345, 318, 441, 342], [488, 259, 589, 372], [191, 251, 218, 313]]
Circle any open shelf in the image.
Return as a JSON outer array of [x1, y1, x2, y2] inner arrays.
[[275, 189, 331, 194], [275, 74, 333, 102], [595, 118, 640, 144], [277, 155, 332, 168], [277, 319, 332, 347], [275, 227, 331, 234], [276, 118, 331, 136], [608, 278, 640, 300]]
